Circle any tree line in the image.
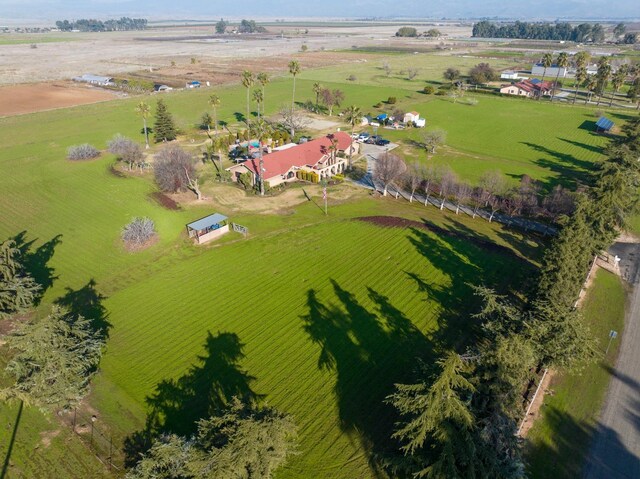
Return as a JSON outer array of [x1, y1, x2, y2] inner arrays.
[[55, 17, 147, 32], [374, 151, 575, 225], [385, 116, 640, 477], [472, 21, 609, 42]]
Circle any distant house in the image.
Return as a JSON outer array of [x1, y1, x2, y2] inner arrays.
[[531, 63, 568, 78], [586, 64, 598, 75], [154, 84, 172, 92], [403, 111, 426, 128], [73, 74, 114, 86], [500, 79, 554, 98], [501, 71, 519, 80], [227, 132, 358, 188], [403, 111, 420, 123], [186, 81, 201, 89]]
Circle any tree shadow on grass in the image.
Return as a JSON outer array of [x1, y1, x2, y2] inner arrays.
[[520, 141, 594, 190], [301, 281, 429, 477], [10, 231, 62, 304], [526, 406, 640, 479], [123, 331, 261, 467], [54, 279, 111, 341], [557, 137, 605, 156]]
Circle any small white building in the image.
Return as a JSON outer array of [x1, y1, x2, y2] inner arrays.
[[404, 111, 420, 123], [501, 71, 519, 80], [414, 118, 426, 128], [73, 74, 114, 86]]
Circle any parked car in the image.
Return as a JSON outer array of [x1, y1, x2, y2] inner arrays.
[[376, 138, 391, 146], [366, 135, 381, 144], [357, 132, 370, 142]]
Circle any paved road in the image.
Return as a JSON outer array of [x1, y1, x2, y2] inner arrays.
[[583, 241, 640, 479]]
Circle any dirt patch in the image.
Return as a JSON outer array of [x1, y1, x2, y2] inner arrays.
[[0, 82, 117, 117], [39, 429, 61, 448], [122, 234, 159, 252], [356, 215, 517, 256], [108, 164, 127, 178], [149, 191, 181, 210]]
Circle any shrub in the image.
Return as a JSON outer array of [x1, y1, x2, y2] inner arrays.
[[347, 74, 357, 81], [374, 102, 383, 108], [333, 174, 345, 182], [423, 86, 435, 94], [396, 27, 418, 37], [387, 96, 397, 104], [122, 217, 156, 248], [67, 144, 100, 160], [309, 172, 319, 183]]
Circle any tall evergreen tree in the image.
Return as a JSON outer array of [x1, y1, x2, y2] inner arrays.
[[0, 239, 41, 318], [1, 306, 104, 410], [127, 398, 297, 479], [153, 99, 177, 143], [389, 352, 477, 478]]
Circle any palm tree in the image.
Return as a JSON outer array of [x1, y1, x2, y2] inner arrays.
[[208, 94, 221, 134], [288, 60, 301, 137], [241, 70, 254, 122], [572, 51, 590, 104], [595, 57, 611, 106], [539, 52, 553, 100], [252, 89, 264, 120], [585, 76, 597, 104], [343, 105, 361, 170], [609, 66, 628, 107], [256, 72, 270, 116], [312, 82, 323, 110], [550, 52, 569, 101], [251, 118, 272, 196], [135, 101, 151, 149]]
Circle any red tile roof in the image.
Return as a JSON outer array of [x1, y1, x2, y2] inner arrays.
[[242, 132, 352, 180], [512, 79, 553, 93]]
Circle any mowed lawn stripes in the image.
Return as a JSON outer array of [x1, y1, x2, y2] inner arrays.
[[98, 220, 525, 478]]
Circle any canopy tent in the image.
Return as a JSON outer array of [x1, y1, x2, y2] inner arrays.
[[595, 116, 614, 132], [186, 213, 229, 243]]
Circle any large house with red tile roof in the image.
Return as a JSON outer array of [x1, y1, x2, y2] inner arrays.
[[227, 132, 358, 188], [500, 79, 554, 98]]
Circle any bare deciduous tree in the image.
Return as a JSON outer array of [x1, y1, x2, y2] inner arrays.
[[374, 152, 406, 196], [122, 217, 156, 247], [107, 135, 144, 170], [422, 165, 437, 206], [453, 183, 472, 214], [382, 61, 392, 76], [438, 167, 457, 210], [404, 162, 422, 202], [542, 185, 575, 221], [406, 68, 419, 80], [277, 106, 310, 137], [423, 129, 447, 155], [154, 145, 199, 197], [320, 88, 345, 116]]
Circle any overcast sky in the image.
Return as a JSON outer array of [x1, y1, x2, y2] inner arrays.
[[1, 0, 638, 23]]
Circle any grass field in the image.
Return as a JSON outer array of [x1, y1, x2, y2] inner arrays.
[[0, 50, 623, 478], [526, 269, 626, 479]]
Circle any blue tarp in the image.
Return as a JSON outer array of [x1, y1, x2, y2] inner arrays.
[[187, 213, 228, 231], [377, 114, 387, 121], [595, 116, 614, 131]]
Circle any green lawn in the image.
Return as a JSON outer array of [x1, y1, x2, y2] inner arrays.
[[0, 51, 618, 478], [0, 36, 77, 45], [526, 269, 626, 478]]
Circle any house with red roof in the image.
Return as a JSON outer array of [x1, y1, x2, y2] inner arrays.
[[227, 132, 358, 188], [500, 79, 554, 98]]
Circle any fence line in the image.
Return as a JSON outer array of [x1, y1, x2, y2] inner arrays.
[[60, 408, 124, 474]]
